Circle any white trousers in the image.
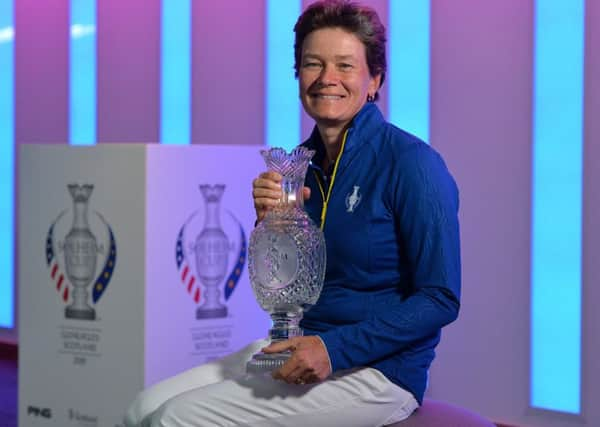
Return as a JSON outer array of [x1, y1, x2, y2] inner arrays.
[[125, 339, 418, 427]]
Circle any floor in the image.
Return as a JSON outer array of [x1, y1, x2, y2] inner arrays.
[[0, 357, 17, 427]]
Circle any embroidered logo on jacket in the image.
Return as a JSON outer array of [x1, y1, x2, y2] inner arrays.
[[345, 186, 362, 213]]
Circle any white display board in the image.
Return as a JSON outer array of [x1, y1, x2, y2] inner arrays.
[[18, 144, 270, 427]]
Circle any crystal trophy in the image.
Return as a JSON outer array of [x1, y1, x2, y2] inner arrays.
[[64, 184, 98, 320], [194, 184, 229, 319], [246, 147, 326, 374]]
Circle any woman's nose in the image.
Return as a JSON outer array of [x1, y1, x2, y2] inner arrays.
[[318, 64, 338, 85]]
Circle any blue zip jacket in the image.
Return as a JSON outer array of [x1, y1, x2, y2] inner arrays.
[[299, 103, 461, 404]]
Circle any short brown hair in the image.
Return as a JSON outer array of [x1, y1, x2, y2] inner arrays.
[[293, 0, 387, 100]]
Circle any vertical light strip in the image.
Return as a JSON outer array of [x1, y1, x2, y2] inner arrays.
[[266, 0, 301, 151], [531, 0, 584, 414], [0, 0, 15, 328], [69, 0, 97, 145], [388, 0, 431, 143], [160, 0, 191, 145]]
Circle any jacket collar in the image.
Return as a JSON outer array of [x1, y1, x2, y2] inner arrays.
[[304, 103, 385, 172]]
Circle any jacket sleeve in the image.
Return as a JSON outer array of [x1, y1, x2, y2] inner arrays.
[[315, 145, 461, 372]]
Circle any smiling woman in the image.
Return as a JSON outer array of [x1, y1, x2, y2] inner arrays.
[[126, 2, 461, 426], [299, 28, 381, 147]]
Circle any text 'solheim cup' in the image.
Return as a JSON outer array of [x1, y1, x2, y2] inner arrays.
[[247, 147, 326, 374]]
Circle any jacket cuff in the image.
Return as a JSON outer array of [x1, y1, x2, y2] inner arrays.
[[315, 330, 348, 373], [314, 335, 333, 375]]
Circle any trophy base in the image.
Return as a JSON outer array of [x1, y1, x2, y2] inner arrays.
[[196, 306, 228, 319], [246, 352, 291, 374], [65, 306, 95, 320]]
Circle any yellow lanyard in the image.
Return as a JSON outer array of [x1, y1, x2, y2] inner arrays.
[[313, 130, 348, 231]]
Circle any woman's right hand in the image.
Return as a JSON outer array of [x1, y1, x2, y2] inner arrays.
[[252, 171, 310, 224]]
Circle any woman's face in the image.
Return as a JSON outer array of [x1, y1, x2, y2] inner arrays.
[[299, 27, 381, 131]]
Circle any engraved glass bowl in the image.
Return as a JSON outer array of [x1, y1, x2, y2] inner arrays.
[[246, 147, 326, 374]]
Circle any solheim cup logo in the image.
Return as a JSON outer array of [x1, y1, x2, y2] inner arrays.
[[45, 184, 117, 320], [175, 184, 246, 319]]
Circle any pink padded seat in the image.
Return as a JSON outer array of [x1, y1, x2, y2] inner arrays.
[[388, 398, 495, 427]]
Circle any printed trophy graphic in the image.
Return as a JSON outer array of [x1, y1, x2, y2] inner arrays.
[[46, 184, 116, 320], [194, 185, 229, 319], [175, 184, 246, 321], [246, 147, 326, 374], [64, 184, 98, 320]]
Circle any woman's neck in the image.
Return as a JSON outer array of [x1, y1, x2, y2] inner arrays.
[[317, 125, 346, 170]]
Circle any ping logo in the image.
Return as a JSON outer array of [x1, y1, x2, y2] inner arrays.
[[27, 405, 52, 419]]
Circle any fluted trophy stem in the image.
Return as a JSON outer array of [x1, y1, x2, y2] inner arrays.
[[269, 305, 303, 342], [247, 147, 326, 374]]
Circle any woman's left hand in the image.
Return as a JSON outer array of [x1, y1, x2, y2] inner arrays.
[[262, 336, 332, 385]]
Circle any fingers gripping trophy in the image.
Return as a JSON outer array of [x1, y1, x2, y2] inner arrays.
[[247, 147, 326, 374]]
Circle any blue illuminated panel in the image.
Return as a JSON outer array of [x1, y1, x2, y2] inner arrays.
[[161, 0, 191, 144], [531, 0, 584, 414], [388, 0, 430, 142], [0, 0, 15, 328], [266, 0, 301, 151], [69, 0, 96, 145]]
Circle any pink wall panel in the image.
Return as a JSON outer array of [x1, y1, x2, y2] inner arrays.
[[191, 1, 265, 145], [582, 0, 600, 424], [429, 1, 600, 426], [428, 0, 534, 422], [97, 0, 160, 143], [15, 0, 68, 144], [301, 0, 320, 141], [368, 0, 388, 118], [12, 0, 70, 345]]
